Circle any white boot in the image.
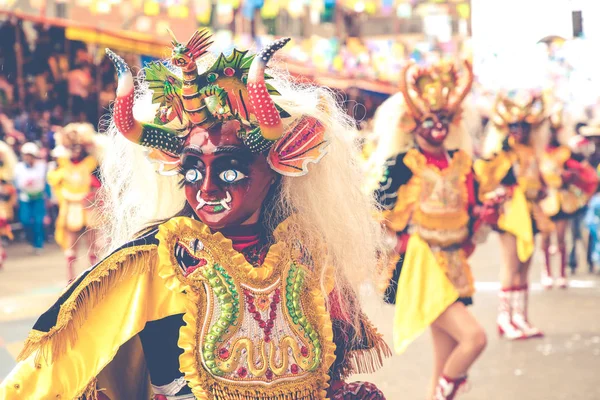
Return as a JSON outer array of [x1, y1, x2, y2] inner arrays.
[[511, 285, 543, 338], [497, 289, 525, 340], [434, 375, 467, 400]]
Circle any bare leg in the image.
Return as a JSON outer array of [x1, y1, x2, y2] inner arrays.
[[433, 302, 487, 378], [65, 231, 79, 281], [429, 324, 458, 399], [498, 233, 520, 288], [555, 220, 568, 287], [540, 231, 553, 288]]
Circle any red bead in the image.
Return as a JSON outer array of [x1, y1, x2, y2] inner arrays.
[[247, 296, 254, 304], [267, 320, 274, 329], [270, 303, 277, 311], [275, 288, 281, 295], [259, 320, 266, 328], [254, 313, 262, 321], [291, 364, 299, 374], [248, 304, 256, 313], [269, 310, 276, 319], [237, 367, 248, 378], [218, 348, 230, 359], [224, 67, 235, 77], [264, 335, 271, 343], [301, 346, 309, 357], [265, 369, 273, 380]]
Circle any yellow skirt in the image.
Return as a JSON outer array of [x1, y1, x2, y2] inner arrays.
[[393, 235, 459, 354]]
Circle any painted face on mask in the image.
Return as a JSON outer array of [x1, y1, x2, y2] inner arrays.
[[508, 121, 532, 144], [415, 111, 453, 146], [179, 120, 276, 230]]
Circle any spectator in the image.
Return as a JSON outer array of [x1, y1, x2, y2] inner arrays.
[[68, 62, 92, 122], [14, 142, 48, 253]]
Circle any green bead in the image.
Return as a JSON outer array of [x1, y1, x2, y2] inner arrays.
[[309, 331, 318, 341], [203, 352, 214, 360], [204, 343, 215, 351], [207, 72, 218, 83], [206, 360, 217, 369]]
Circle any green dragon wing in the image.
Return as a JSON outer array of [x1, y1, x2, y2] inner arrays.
[[145, 62, 185, 123]]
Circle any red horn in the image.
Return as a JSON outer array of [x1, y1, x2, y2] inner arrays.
[[247, 38, 291, 141]]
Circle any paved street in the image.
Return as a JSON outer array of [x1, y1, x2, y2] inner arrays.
[[1, 234, 599, 399]]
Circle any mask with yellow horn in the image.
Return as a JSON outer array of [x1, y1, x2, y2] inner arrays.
[[491, 91, 546, 144], [398, 60, 473, 146]]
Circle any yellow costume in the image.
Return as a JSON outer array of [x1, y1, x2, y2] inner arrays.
[[380, 149, 475, 353], [47, 155, 99, 249], [0, 140, 17, 240], [0, 217, 388, 399]]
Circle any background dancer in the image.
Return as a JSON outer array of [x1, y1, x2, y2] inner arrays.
[[47, 122, 103, 281], [372, 60, 495, 400], [476, 91, 552, 340]]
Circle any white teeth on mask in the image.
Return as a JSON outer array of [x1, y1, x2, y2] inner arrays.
[[195, 190, 232, 210], [221, 199, 231, 210], [195, 190, 206, 210]]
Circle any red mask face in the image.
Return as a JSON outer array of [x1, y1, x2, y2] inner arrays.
[[180, 121, 276, 230], [508, 121, 532, 144], [415, 111, 452, 146]]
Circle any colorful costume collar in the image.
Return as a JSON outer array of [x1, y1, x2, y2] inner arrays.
[[107, 30, 329, 177]]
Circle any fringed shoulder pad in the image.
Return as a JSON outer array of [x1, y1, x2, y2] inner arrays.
[[18, 229, 160, 365]]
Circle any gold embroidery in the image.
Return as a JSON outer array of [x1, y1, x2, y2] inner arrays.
[[156, 217, 336, 400]]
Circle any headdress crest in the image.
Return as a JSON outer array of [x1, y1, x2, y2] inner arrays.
[[491, 91, 546, 128], [107, 30, 328, 177], [398, 60, 473, 130]]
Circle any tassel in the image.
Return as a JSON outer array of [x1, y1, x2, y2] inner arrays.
[[17, 246, 156, 364]]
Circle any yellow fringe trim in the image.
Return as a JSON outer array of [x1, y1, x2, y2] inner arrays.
[[75, 376, 99, 400], [17, 245, 157, 365]]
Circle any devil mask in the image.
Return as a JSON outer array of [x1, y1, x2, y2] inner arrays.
[[108, 30, 329, 227], [398, 61, 473, 147]]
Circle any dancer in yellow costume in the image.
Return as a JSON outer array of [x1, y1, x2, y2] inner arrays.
[[0, 32, 390, 400], [47, 123, 102, 281], [539, 105, 598, 288], [373, 61, 495, 400], [0, 140, 17, 269], [476, 90, 553, 340]]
